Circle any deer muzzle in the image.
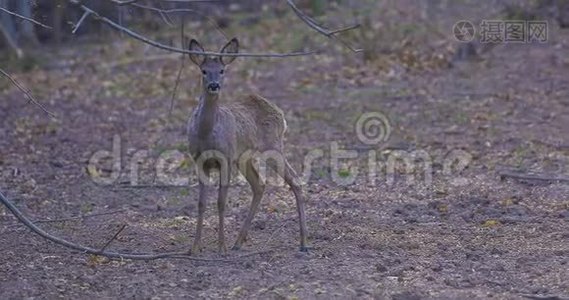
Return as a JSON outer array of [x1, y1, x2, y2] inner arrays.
[[207, 82, 221, 93]]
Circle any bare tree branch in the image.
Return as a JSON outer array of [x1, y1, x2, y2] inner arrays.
[[169, 56, 184, 114], [0, 189, 280, 262], [155, 2, 175, 27], [0, 68, 56, 119], [285, 0, 362, 53], [69, 0, 320, 58], [72, 10, 90, 34], [169, 17, 186, 116], [0, 7, 52, 29]]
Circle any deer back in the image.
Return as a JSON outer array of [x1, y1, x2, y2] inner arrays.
[[226, 94, 287, 154]]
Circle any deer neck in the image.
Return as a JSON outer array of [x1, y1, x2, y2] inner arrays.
[[195, 92, 220, 138]]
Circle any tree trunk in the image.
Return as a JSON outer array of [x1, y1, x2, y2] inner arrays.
[[0, 0, 23, 57], [17, 0, 39, 46], [53, 0, 64, 45]]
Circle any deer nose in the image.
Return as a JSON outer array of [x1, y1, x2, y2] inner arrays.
[[208, 83, 220, 91]]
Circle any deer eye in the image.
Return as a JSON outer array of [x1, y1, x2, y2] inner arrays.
[[201, 70, 207, 75], [220, 69, 225, 74]]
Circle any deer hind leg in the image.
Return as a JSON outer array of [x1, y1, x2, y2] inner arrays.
[[191, 181, 208, 255], [217, 161, 231, 254], [233, 160, 265, 250], [282, 159, 309, 252]]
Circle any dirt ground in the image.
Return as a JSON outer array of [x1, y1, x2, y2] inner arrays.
[[1, 1, 569, 299]]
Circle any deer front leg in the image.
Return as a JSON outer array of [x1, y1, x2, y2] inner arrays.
[[191, 182, 207, 255], [217, 184, 229, 254], [217, 163, 231, 254]]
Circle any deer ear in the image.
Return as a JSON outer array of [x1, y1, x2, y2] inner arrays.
[[188, 38, 205, 66], [220, 38, 239, 65]]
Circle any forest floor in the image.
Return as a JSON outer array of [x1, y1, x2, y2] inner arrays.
[[1, 1, 569, 299]]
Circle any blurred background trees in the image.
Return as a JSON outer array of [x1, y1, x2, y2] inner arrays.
[[0, 0, 341, 57], [1, 0, 568, 71]]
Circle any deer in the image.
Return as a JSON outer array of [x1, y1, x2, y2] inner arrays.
[[186, 38, 309, 254]]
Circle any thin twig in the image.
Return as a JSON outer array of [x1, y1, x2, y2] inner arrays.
[[285, 0, 362, 53], [72, 10, 91, 34], [0, 68, 56, 119], [169, 17, 186, 117], [0, 7, 52, 29], [69, 0, 320, 58], [100, 224, 127, 252], [286, 0, 359, 37], [328, 24, 361, 35], [156, 1, 175, 27], [0, 189, 280, 262], [499, 171, 569, 184]]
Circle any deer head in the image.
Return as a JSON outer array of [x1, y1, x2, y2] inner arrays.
[[188, 38, 239, 95]]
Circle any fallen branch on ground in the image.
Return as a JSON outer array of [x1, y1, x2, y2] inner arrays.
[[0, 189, 279, 262], [499, 171, 569, 184], [521, 293, 568, 300], [100, 224, 127, 251]]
